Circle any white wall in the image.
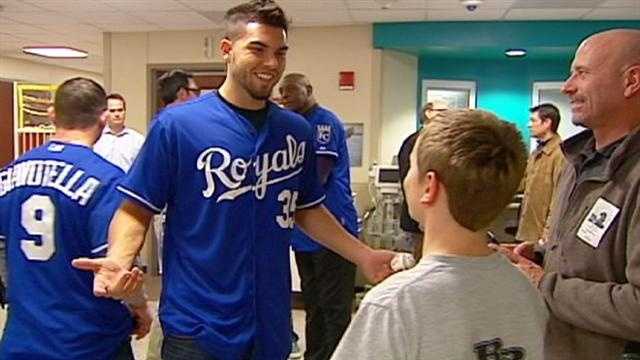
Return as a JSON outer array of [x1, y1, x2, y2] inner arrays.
[[378, 50, 418, 165], [0, 56, 102, 84]]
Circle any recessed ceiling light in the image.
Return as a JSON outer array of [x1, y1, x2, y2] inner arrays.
[[22, 46, 88, 59], [460, 0, 484, 5], [505, 48, 527, 57]]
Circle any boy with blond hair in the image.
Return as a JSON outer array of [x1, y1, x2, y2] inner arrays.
[[332, 110, 548, 360]]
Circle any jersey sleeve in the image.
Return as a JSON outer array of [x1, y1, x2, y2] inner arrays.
[[314, 113, 341, 160], [87, 176, 125, 257], [296, 126, 326, 210], [118, 116, 174, 214]]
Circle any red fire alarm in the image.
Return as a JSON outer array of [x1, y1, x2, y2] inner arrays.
[[339, 71, 355, 91]]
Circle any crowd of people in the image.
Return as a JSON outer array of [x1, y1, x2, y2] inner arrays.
[[0, 1, 639, 359]]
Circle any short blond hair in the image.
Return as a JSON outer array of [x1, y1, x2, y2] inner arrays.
[[415, 109, 526, 231]]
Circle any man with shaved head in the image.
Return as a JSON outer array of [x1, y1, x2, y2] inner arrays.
[[279, 73, 359, 360], [514, 28, 640, 358]]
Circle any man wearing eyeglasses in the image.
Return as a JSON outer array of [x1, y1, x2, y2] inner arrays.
[[158, 69, 201, 108], [93, 93, 145, 172], [146, 69, 201, 360]]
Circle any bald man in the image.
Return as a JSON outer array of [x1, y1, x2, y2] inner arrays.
[[514, 29, 640, 359], [279, 73, 358, 360]]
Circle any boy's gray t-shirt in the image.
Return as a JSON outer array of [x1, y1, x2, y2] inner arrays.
[[332, 253, 548, 360]]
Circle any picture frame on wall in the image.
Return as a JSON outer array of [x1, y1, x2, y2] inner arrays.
[[421, 79, 477, 110]]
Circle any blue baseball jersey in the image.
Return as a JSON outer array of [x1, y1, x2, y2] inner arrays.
[[0, 141, 133, 360], [118, 92, 325, 359], [291, 106, 358, 252]]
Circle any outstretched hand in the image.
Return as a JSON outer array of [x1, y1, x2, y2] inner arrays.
[[72, 257, 144, 299]]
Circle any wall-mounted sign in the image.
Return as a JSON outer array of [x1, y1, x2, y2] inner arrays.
[[339, 71, 355, 91]]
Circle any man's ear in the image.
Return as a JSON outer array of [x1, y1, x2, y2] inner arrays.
[[420, 171, 439, 205], [176, 88, 188, 102], [624, 65, 640, 98], [99, 109, 108, 127], [220, 38, 232, 60]]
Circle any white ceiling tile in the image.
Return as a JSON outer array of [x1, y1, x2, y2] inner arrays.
[[511, 0, 603, 8], [102, 23, 164, 32], [63, 11, 150, 26], [178, 0, 244, 12], [2, 12, 81, 25], [504, 8, 592, 20], [347, 0, 427, 10], [0, 0, 44, 12], [0, 19, 50, 35], [286, 8, 352, 23], [350, 9, 427, 22], [108, 0, 190, 12], [425, 0, 515, 9], [584, 7, 640, 18], [31, 0, 116, 12], [598, 0, 640, 6], [134, 11, 214, 27], [426, 7, 509, 20], [281, 0, 348, 10]]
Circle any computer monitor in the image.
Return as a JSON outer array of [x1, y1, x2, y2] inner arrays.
[[374, 165, 400, 193]]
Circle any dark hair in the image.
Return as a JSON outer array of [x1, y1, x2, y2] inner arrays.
[[530, 103, 560, 133], [224, 0, 289, 39], [54, 77, 106, 129], [106, 93, 126, 110], [158, 69, 193, 105], [421, 102, 433, 123]]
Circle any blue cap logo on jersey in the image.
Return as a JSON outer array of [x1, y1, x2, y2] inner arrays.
[[317, 125, 331, 145], [197, 135, 306, 202]]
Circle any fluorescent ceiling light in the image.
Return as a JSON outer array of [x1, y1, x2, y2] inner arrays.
[[22, 46, 88, 59], [505, 48, 527, 57]]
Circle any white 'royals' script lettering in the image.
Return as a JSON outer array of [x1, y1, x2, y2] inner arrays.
[[197, 135, 306, 202]]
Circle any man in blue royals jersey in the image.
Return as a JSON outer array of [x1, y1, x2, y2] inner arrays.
[[0, 78, 150, 360], [279, 73, 359, 360], [72, 1, 397, 360]]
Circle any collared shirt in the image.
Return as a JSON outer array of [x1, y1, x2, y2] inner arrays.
[[516, 133, 565, 243], [93, 126, 145, 172], [540, 127, 640, 359]]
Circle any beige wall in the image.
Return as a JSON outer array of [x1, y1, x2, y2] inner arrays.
[[0, 56, 102, 85], [106, 25, 379, 183], [379, 50, 418, 165]]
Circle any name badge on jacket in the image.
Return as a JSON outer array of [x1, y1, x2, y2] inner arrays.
[[577, 197, 620, 248]]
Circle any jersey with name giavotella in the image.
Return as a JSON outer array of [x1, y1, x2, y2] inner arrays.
[[0, 141, 133, 360], [118, 92, 325, 359]]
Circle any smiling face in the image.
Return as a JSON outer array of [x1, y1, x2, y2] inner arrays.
[[561, 34, 627, 130], [222, 22, 288, 102], [278, 81, 309, 113]]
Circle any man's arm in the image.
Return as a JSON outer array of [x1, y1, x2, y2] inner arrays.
[[316, 156, 335, 186], [72, 199, 153, 298], [295, 205, 394, 283], [107, 200, 153, 268]]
